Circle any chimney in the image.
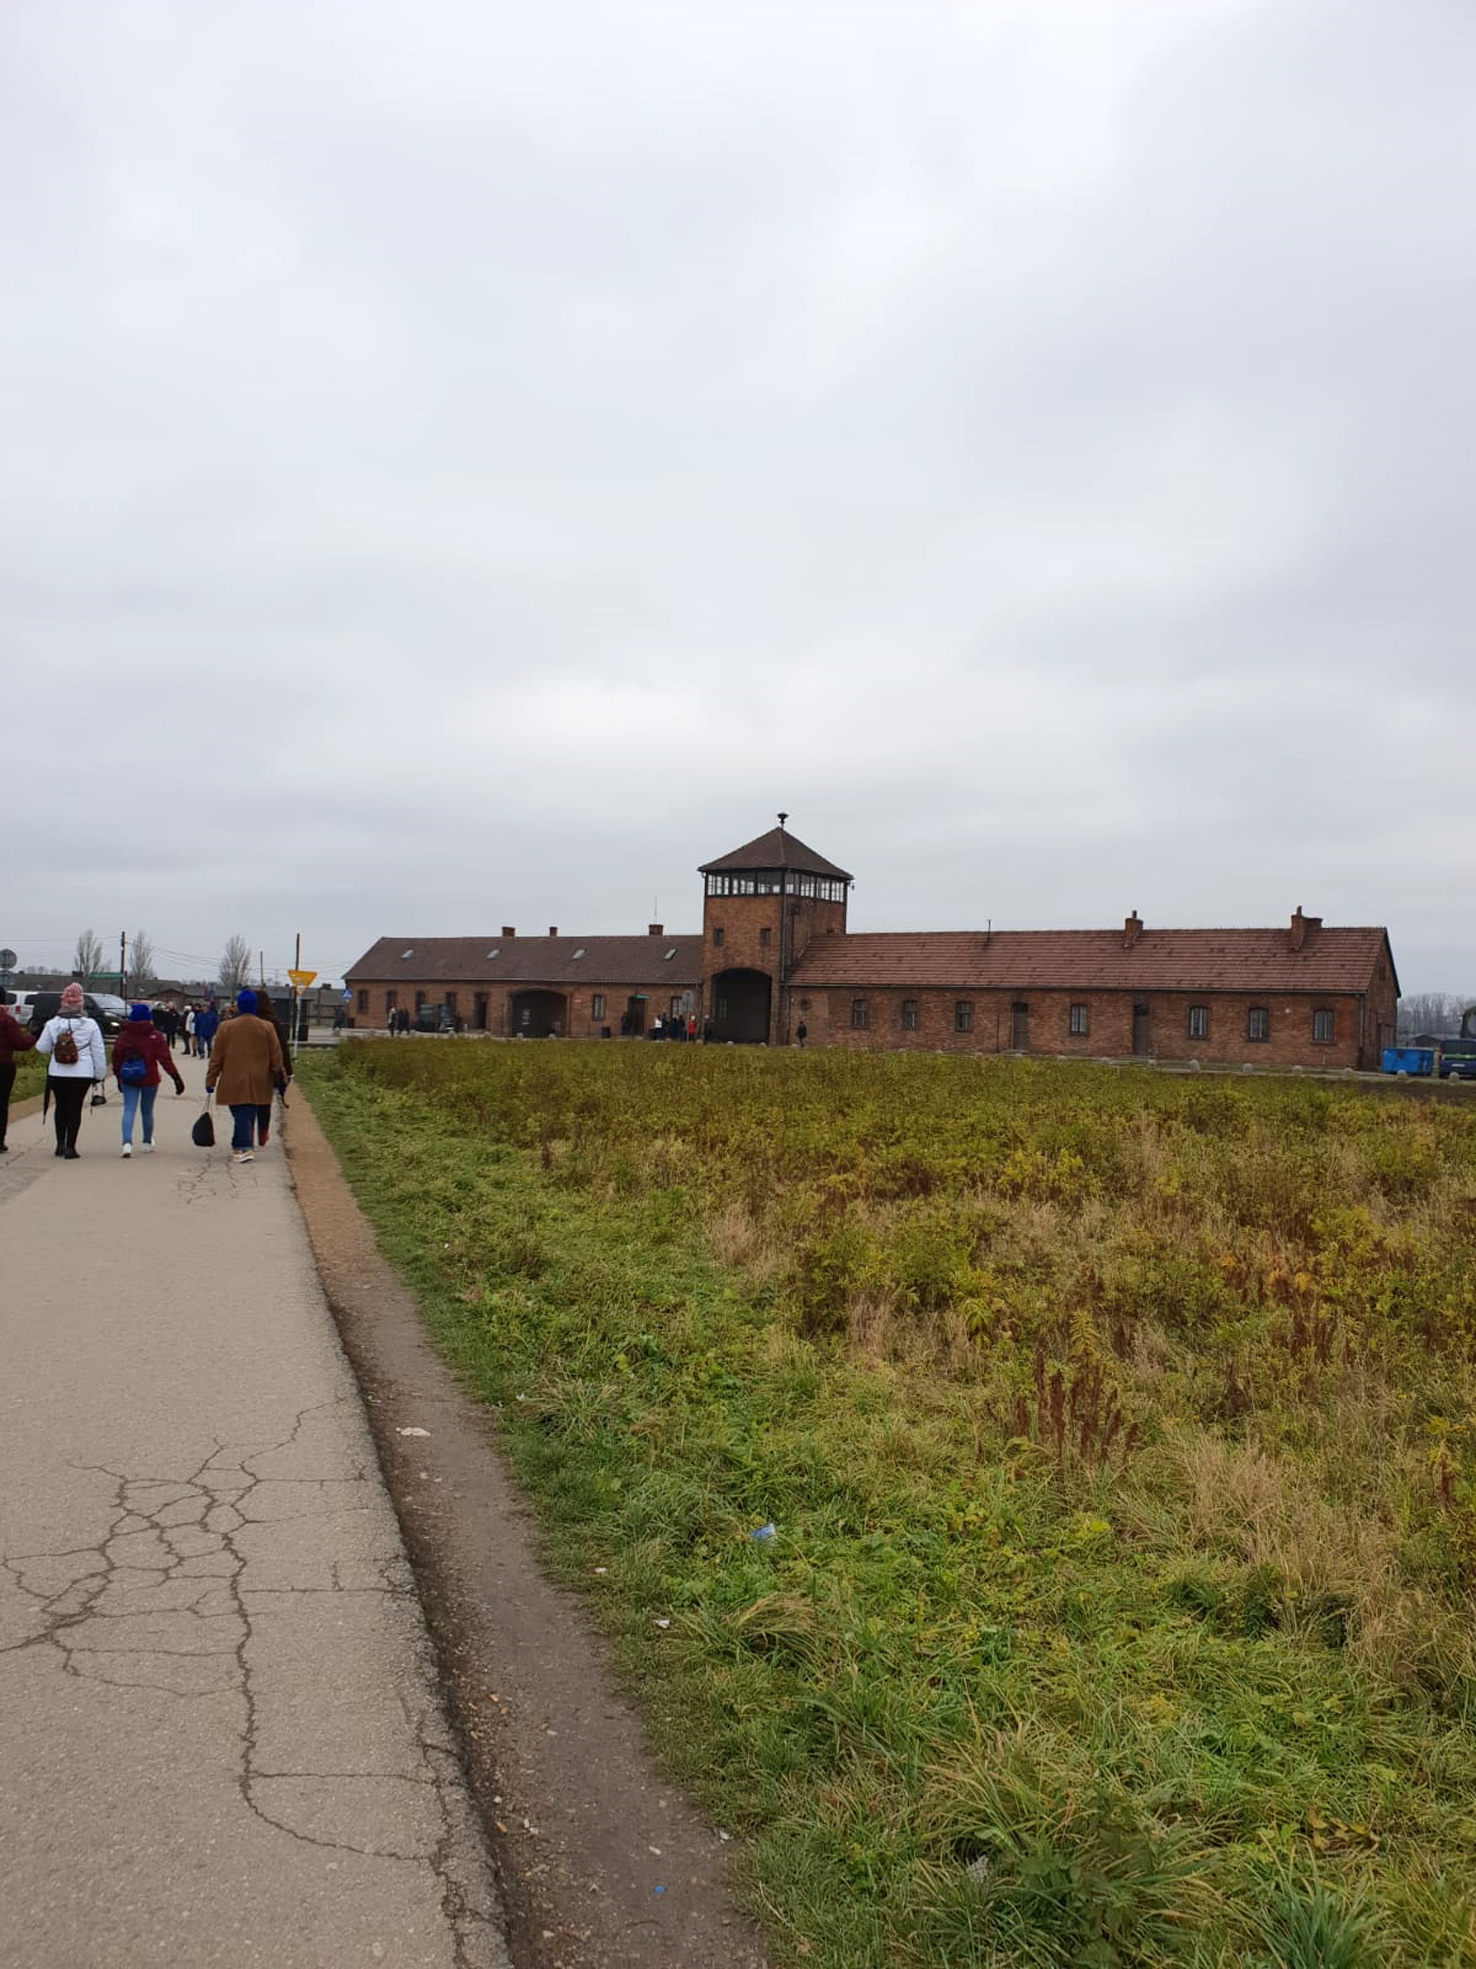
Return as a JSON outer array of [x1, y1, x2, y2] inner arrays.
[[1289, 906, 1321, 952], [548, 926, 558, 938], [1123, 910, 1143, 949], [501, 926, 516, 939], [648, 922, 663, 937]]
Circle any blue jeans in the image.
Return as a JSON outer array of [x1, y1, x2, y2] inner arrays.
[[121, 1082, 158, 1145], [229, 1103, 271, 1150]]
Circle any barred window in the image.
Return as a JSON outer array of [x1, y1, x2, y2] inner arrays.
[[851, 998, 868, 1029], [1069, 1003, 1090, 1036], [1312, 1008, 1334, 1043], [901, 999, 918, 1030], [1247, 1007, 1270, 1042], [955, 1000, 973, 1033], [1187, 1005, 1209, 1040]]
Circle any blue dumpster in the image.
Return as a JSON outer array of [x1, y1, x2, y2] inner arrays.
[[1382, 1047, 1434, 1076]]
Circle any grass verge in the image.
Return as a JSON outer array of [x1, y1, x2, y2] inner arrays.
[[300, 1043, 1476, 1969]]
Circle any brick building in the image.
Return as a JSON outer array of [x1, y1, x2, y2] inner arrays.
[[346, 822, 1399, 1070]]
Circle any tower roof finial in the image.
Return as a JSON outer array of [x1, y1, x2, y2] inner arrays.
[[777, 811, 788, 829]]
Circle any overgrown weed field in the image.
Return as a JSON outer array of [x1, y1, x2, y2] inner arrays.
[[302, 1041, 1476, 1967]]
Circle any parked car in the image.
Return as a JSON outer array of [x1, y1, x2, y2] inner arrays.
[[2, 989, 42, 1022], [26, 990, 126, 1036], [1439, 1050, 1476, 1081]]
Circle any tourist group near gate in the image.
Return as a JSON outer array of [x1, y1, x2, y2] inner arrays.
[[345, 820, 1400, 1073]]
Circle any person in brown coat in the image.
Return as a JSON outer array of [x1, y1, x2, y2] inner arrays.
[[0, 1000, 38, 1152], [205, 989, 285, 1165]]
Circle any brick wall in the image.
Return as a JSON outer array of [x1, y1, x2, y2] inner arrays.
[[798, 985, 1371, 1069], [348, 977, 699, 1037], [701, 889, 846, 1043]]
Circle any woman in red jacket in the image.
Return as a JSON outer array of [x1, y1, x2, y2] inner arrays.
[[112, 1003, 185, 1158], [0, 1000, 37, 1152]]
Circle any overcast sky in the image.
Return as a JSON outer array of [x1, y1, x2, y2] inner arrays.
[[4, 0, 1472, 992]]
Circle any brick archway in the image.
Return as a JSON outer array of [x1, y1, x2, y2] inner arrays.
[[708, 968, 771, 1044], [510, 989, 567, 1038]]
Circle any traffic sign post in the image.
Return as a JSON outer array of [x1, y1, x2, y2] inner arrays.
[[0, 947, 15, 1001]]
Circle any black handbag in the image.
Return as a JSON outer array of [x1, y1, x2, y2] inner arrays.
[[192, 1099, 215, 1148]]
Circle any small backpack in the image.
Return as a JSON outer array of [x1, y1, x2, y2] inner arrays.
[[118, 1048, 147, 1086], [53, 1020, 80, 1067]]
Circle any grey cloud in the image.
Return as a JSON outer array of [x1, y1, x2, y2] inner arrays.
[[2, 0, 1472, 992]]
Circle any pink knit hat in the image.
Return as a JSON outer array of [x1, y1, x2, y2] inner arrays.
[[60, 982, 85, 1011]]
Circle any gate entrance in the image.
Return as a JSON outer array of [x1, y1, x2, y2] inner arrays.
[[510, 989, 567, 1038], [709, 969, 772, 1045]]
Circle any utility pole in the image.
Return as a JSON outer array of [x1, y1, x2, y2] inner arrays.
[[119, 930, 128, 998]]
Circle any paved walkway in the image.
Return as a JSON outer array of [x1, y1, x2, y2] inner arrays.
[[0, 1055, 509, 1968]]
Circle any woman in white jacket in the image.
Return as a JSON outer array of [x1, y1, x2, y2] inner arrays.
[[37, 982, 108, 1158]]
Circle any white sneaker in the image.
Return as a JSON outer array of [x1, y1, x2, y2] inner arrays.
[[142, 1142, 155, 1153], [232, 1149, 254, 1165], [121, 1143, 132, 1158]]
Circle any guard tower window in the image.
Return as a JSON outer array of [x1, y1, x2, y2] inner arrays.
[[759, 926, 771, 947], [712, 927, 724, 948]]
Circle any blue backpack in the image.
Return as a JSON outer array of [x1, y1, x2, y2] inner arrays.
[[118, 1049, 148, 1087]]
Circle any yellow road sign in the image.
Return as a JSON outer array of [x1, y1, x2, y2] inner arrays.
[[287, 969, 317, 989]]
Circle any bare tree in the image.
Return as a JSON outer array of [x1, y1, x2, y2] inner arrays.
[[219, 934, 253, 996], [73, 927, 105, 979], [1398, 992, 1475, 1039], [130, 929, 156, 986]]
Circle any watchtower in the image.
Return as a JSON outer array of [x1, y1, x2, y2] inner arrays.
[[698, 817, 852, 1043]]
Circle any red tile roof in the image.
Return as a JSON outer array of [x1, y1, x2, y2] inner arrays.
[[346, 934, 703, 987], [790, 926, 1394, 995], [699, 827, 852, 881]]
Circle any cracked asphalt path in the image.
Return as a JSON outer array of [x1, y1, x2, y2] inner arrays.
[[0, 1058, 510, 1969]]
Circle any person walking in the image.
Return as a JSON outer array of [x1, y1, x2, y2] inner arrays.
[[194, 1000, 220, 1057], [250, 995, 292, 1150], [182, 1004, 196, 1056], [0, 998, 37, 1152], [36, 982, 107, 1158], [204, 989, 285, 1166], [112, 1002, 185, 1156]]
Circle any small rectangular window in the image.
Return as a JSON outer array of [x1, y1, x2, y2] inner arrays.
[[592, 993, 605, 1020], [414, 990, 426, 1013], [901, 999, 918, 1030], [712, 927, 724, 948], [445, 991, 457, 1013], [850, 997, 868, 1029], [1247, 1007, 1269, 1042], [1312, 1008, 1334, 1043], [356, 989, 368, 1013], [1188, 1005, 1209, 1040], [670, 996, 684, 1017], [1069, 1003, 1090, 1036], [955, 1000, 973, 1033], [759, 926, 771, 947], [385, 990, 398, 1013]]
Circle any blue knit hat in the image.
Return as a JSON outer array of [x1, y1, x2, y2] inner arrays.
[[130, 1002, 151, 1022], [236, 988, 258, 1015]]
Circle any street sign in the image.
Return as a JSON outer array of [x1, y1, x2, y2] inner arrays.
[[0, 948, 15, 971], [287, 969, 317, 989]]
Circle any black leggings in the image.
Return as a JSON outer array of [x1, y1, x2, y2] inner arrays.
[[50, 1077, 89, 1152], [0, 1060, 14, 1147]]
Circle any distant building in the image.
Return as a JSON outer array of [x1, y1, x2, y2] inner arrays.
[[344, 824, 1399, 1069]]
